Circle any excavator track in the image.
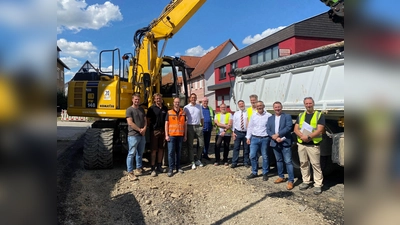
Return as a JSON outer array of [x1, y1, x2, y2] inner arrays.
[[83, 128, 114, 169]]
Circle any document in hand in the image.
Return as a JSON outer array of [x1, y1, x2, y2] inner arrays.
[[300, 122, 313, 136]]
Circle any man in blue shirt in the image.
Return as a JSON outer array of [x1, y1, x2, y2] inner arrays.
[[201, 97, 214, 160]]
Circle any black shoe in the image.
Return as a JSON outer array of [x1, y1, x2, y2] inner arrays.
[[203, 155, 211, 160], [246, 173, 258, 179], [262, 174, 268, 181], [244, 164, 250, 168], [167, 170, 173, 177], [230, 164, 237, 168]]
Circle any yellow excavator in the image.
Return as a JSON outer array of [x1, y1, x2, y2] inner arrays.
[[66, 0, 344, 169], [67, 0, 206, 169]]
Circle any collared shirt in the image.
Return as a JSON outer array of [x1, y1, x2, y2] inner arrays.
[[246, 110, 272, 139], [274, 115, 281, 134], [184, 103, 204, 125], [233, 109, 248, 132]]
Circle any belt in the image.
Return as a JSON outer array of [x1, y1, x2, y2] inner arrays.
[[252, 135, 268, 138], [234, 129, 246, 133], [188, 124, 200, 126]]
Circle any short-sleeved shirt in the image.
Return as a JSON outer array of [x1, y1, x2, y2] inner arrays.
[[126, 106, 146, 136], [296, 112, 325, 144], [146, 104, 168, 130], [184, 103, 203, 125]]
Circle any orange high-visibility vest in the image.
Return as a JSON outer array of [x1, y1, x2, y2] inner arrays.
[[167, 109, 186, 136]]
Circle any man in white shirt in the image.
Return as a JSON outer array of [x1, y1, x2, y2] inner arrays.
[[246, 101, 272, 181], [231, 100, 250, 168], [183, 93, 204, 169]]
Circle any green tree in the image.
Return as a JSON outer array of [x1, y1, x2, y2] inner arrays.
[[57, 91, 67, 111]]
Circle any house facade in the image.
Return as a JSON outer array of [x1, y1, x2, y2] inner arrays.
[[57, 46, 70, 94], [184, 39, 238, 109], [209, 12, 344, 112]]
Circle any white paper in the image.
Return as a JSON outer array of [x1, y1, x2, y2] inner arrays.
[[300, 122, 313, 136]]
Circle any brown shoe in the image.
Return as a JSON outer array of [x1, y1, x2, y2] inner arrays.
[[128, 172, 138, 181], [134, 168, 143, 176], [287, 182, 294, 190], [274, 177, 288, 184]]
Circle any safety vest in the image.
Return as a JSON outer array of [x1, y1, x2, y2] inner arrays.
[[247, 107, 255, 121], [215, 113, 232, 134], [207, 106, 215, 126], [297, 111, 323, 144], [167, 109, 186, 136]]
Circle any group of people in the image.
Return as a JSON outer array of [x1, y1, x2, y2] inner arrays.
[[125, 93, 325, 195]]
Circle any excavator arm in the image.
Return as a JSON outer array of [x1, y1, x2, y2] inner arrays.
[[130, 0, 206, 106], [320, 0, 344, 26]]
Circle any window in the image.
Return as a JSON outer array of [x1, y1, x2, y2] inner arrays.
[[250, 45, 279, 65], [219, 66, 226, 80], [223, 95, 230, 107], [200, 80, 203, 89], [217, 96, 223, 105], [250, 54, 257, 65], [264, 48, 272, 61], [257, 52, 264, 64], [272, 45, 279, 59], [195, 81, 198, 89], [231, 61, 237, 70]]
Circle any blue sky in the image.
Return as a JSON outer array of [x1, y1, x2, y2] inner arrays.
[[57, 0, 333, 82]]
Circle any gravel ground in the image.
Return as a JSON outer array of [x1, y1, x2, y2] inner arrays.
[[57, 137, 344, 225]]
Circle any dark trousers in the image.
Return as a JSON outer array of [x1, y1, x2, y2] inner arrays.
[[202, 130, 212, 157], [232, 130, 249, 165], [215, 135, 231, 162]]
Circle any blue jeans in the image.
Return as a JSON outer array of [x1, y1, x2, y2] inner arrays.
[[232, 130, 249, 165], [167, 136, 183, 170], [273, 146, 294, 183], [249, 136, 270, 175], [127, 135, 146, 172]]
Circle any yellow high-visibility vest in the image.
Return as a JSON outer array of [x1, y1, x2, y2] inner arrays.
[[246, 107, 254, 121], [216, 113, 232, 134], [297, 111, 323, 144]]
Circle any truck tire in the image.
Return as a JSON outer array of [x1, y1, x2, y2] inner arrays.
[[83, 128, 114, 169]]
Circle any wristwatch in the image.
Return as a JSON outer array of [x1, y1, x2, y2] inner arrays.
[[307, 135, 312, 141]]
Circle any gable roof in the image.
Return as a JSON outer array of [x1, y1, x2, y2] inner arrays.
[[180, 56, 201, 69], [189, 39, 237, 80], [162, 72, 183, 85], [57, 58, 70, 70]]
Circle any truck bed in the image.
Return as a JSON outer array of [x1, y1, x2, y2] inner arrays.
[[230, 42, 344, 119]]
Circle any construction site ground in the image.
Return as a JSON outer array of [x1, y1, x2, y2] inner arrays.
[[57, 133, 344, 225]]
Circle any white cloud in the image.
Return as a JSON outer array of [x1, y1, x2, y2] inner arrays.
[[57, 38, 97, 58], [60, 56, 81, 69], [242, 26, 286, 45], [57, 0, 123, 33], [64, 71, 75, 83], [0, 0, 53, 28], [184, 45, 215, 57]]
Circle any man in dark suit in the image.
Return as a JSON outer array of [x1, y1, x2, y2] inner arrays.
[[266, 101, 294, 190]]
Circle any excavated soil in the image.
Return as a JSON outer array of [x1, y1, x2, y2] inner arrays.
[[57, 137, 344, 225]]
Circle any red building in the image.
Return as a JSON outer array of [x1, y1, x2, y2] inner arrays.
[[209, 12, 344, 112]]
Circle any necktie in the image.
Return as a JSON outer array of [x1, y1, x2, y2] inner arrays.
[[240, 111, 245, 131]]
